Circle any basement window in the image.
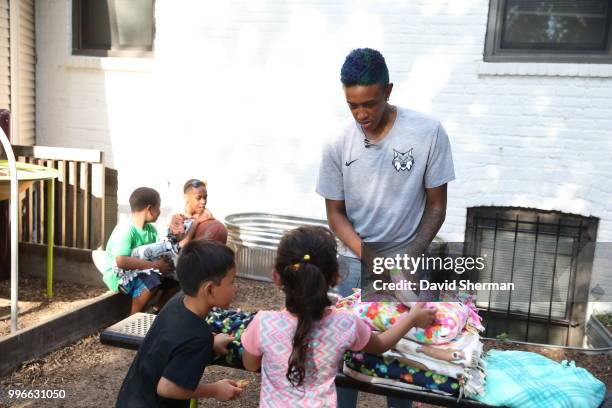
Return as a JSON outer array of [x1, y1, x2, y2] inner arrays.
[[72, 0, 155, 57]]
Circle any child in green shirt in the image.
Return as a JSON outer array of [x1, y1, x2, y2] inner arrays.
[[104, 187, 198, 314]]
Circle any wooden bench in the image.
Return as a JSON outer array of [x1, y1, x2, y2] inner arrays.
[[100, 313, 497, 407]]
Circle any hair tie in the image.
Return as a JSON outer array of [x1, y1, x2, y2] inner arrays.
[[289, 255, 311, 272]]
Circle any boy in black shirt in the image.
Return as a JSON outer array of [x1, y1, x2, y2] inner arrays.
[[116, 240, 243, 407]]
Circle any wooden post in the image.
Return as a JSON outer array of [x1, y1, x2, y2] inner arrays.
[[56, 160, 66, 246], [17, 156, 27, 241], [79, 162, 89, 248], [90, 164, 105, 249], [68, 160, 77, 247]]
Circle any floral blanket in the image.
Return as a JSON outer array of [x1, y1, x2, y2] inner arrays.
[[343, 351, 460, 395], [335, 289, 484, 344]]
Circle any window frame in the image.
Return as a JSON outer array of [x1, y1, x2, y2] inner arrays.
[[72, 0, 155, 58], [484, 0, 612, 63]]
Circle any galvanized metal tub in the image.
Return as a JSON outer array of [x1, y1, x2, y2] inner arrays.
[[224, 213, 329, 282]]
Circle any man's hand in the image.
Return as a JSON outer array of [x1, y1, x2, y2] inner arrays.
[[213, 333, 235, 355], [212, 379, 242, 401]]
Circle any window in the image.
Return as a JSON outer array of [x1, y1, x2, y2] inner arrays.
[[72, 0, 155, 57], [484, 0, 612, 63], [465, 207, 598, 346]]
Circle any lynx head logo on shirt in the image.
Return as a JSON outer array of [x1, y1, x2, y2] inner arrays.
[[392, 149, 414, 172]]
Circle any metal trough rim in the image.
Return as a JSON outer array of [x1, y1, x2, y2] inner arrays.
[[225, 212, 328, 228], [225, 212, 329, 248]]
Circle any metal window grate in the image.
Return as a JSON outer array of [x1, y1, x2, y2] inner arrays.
[[465, 207, 598, 346]]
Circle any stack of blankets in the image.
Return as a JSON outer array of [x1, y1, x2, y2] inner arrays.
[[336, 290, 487, 398], [202, 304, 606, 407]]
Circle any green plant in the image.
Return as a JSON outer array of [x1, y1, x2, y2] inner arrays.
[[496, 332, 509, 341], [595, 313, 612, 328]]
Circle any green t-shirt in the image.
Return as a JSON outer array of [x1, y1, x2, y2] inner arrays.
[[103, 220, 158, 292]]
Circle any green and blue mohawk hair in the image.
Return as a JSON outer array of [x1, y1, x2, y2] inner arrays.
[[340, 48, 389, 86]]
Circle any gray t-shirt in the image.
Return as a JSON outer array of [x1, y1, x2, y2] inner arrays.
[[316, 107, 455, 257]]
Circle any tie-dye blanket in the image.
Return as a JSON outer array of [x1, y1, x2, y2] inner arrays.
[[335, 289, 484, 344]]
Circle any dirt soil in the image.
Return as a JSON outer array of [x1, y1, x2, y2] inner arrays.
[[0, 277, 609, 408], [0, 278, 108, 337]]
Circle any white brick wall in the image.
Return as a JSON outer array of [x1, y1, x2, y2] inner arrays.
[[36, 1, 611, 310]]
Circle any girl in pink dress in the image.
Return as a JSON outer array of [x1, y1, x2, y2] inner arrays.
[[241, 226, 435, 407]]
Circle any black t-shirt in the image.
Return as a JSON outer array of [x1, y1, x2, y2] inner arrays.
[[116, 294, 213, 408]]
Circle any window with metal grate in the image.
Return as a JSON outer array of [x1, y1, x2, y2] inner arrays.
[[465, 207, 599, 346]]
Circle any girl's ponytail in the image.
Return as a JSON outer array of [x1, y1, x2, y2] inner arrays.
[[285, 260, 330, 387], [275, 227, 339, 388]]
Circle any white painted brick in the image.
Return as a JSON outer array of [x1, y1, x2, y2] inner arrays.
[[35, 0, 612, 253]]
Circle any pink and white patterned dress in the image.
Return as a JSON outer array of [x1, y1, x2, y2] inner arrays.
[[241, 308, 371, 408]]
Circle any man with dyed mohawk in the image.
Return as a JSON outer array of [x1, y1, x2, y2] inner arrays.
[[316, 48, 455, 408]]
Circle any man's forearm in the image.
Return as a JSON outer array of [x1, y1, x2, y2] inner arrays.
[[328, 210, 362, 257], [407, 206, 446, 257], [390, 205, 446, 292]]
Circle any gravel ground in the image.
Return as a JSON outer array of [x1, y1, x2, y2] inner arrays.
[[0, 277, 609, 407], [0, 278, 396, 408], [0, 278, 107, 337]]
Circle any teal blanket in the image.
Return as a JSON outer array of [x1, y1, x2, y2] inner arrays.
[[476, 350, 606, 408]]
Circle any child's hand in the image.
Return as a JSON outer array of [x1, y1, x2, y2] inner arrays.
[[407, 303, 436, 329], [195, 210, 213, 224], [169, 214, 185, 235], [153, 258, 173, 274], [212, 379, 242, 401], [213, 333, 235, 355]]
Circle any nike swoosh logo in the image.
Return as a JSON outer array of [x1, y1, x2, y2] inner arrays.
[[345, 159, 358, 167]]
